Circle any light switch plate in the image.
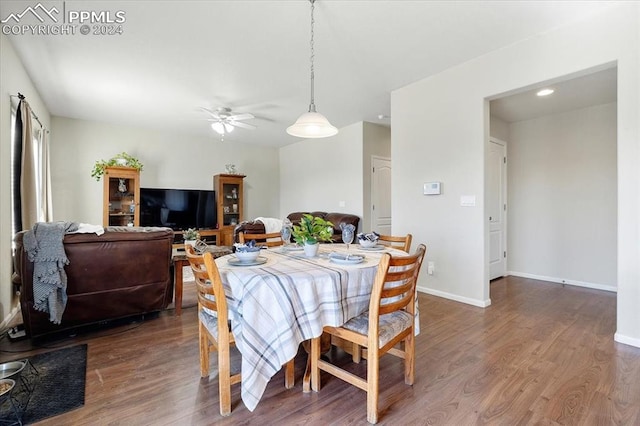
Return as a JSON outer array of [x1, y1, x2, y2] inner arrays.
[[460, 195, 476, 207]]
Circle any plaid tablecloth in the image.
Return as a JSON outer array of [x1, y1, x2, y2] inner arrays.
[[216, 244, 406, 412]]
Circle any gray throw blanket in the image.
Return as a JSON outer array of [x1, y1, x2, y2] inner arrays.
[[23, 221, 79, 324]]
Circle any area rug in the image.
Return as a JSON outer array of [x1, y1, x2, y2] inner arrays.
[[2, 344, 87, 425]]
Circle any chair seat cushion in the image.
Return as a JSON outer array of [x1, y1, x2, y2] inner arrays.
[[341, 310, 413, 348], [199, 310, 219, 339]]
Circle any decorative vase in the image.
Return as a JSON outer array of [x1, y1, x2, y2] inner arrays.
[[184, 240, 196, 249], [303, 242, 319, 257]]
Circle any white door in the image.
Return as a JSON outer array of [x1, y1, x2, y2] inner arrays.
[[371, 156, 391, 235], [488, 138, 507, 279]]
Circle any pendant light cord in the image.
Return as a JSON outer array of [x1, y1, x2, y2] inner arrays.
[[309, 0, 316, 113]]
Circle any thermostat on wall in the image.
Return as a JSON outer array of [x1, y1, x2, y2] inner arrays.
[[423, 182, 441, 195]]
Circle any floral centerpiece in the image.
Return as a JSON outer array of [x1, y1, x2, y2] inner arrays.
[[291, 214, 334, 257], [91, 152, 143, 181]]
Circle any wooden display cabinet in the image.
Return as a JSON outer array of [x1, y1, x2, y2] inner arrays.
[[103, 166, 140, 227], [214, 173, 245, 245]]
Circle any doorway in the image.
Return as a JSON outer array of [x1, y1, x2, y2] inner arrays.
[[371, 156, 391, 235], [488, 65, 618, 296], [488, 138, 507, 280]]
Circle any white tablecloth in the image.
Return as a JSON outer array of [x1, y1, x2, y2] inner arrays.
[[216, 244, 406, 411]]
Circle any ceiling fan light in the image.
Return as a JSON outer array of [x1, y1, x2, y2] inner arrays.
[[286, 111, 338, 138], [223, 122, 235, 133], [211, 122, 225, 135]]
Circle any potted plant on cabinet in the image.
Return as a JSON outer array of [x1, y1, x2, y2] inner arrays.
[[183, 228, 200, 249], [91, 152, 144, 181], [291, 214, 334, 257]]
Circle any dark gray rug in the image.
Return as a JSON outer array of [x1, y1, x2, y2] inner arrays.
[[1, 344, 87, 425]]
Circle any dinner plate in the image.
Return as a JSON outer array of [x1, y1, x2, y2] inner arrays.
[[328, 253, 365, 265], [283, 244, 304, 252], [227, 256, 268, 266], [357, 245, 385, 251]]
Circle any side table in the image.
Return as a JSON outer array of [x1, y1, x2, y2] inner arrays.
[[172, 245, 233, 315]]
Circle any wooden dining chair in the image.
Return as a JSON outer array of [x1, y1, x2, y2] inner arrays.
[[310, 244, 427, 424], [238, 231, 284, 247], [377, 233, 412, 252], [185, 245, 295, 416]]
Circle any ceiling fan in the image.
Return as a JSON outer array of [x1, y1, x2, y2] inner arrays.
[[200, 107, 256, 135]]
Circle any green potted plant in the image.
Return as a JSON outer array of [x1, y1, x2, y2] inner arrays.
[[291, 214, 334, 257], [183, 228, 200, 249], [91, 152, 144, 181]]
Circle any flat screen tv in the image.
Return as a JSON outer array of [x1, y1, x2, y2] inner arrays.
[[139, 188, 217, 231]]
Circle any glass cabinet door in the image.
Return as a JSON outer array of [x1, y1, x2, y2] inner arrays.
[[221, 182, 241, 226]]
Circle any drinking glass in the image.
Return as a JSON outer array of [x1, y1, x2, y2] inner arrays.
[[341, 223, 355, 252], [281, 218, 292, 245], [281, 225, 291, 245]]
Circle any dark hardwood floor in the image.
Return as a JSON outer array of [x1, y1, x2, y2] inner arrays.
[[2, 276, 639, 425]]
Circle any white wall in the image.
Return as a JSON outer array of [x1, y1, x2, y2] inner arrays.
[[279, 121, 364, 218], [0, 34, 51, 324], [392, 4, 639, 347], [490, 116, 509, 141], [507, 103, 617, 290], [362, 122, 391, 232], [51, 116, 280, 225]]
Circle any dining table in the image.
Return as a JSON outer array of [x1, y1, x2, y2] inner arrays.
[[214, 242, 410, 412]]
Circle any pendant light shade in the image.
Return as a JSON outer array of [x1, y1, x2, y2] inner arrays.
[[287, 111, 337, 138], [287, 0, 337, 139]]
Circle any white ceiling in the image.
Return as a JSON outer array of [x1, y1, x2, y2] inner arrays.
[[1, 0, 619, 147], [490, 66, 617, 123]]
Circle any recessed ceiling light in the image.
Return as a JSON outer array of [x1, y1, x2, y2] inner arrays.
[[536, 88, 555, 97]]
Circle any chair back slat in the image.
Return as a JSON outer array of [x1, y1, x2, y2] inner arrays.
[[239, 231, 284, 247], [185, 245, 230, 326], [369, 244, 426, 319], [377, 233, 412, 252]]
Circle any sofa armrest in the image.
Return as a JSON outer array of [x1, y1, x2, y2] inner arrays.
[[233, 220, 267, 244]]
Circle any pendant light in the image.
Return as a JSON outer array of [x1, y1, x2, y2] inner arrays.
[[287, 0, 338, 138]]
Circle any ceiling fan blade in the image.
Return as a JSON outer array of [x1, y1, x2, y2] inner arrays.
[[228, 113, 254, 121], [230, 121, 256, 130], [200, 107, 222, 119]]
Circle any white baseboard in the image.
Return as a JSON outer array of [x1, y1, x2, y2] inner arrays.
[[507, 271, 617, 293], [417, 285, 491, 308], [614, 332, 640, 348]]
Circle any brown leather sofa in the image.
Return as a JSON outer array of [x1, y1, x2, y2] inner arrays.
[[234, 211, 360, 244], [14, 226, 174, 338]]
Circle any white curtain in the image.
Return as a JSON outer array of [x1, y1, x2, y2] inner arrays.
[[18, 99, 52, 230], [20, 100, 38, 230], [37, 127, 53, 221]]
